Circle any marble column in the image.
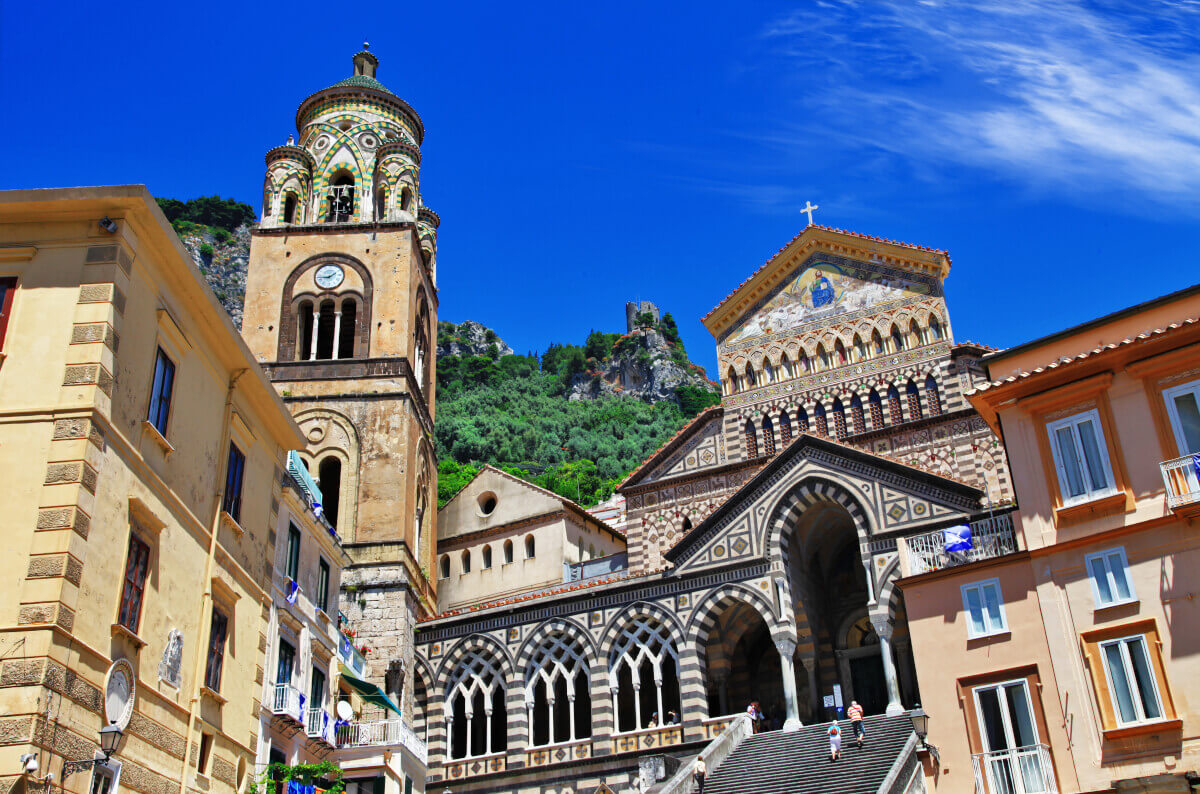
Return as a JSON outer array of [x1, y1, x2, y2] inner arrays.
[[775, 638, 802, 731], [331, 310, 343, 360], [308, 308, 319, 361], [870, 614, 904, 715]]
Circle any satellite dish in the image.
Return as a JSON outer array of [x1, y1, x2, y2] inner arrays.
[[336, 700, 354, 721]]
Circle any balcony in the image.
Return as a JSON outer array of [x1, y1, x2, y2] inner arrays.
[[901, 512, 1018, 576], [306, 708, 332, 744], [337, 718, 427, 764], [972, 743, 1057, 794], [1161, 455, 1200, 511], [271, 683, 304, 722]]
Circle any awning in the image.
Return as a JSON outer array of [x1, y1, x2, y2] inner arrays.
[[338, 664, 402, 716]]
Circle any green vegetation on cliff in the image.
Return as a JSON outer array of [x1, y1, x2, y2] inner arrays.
[[435, 321, 719, 508], [156, 195, 255, 241]]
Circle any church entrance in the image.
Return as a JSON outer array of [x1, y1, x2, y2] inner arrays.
[[702, 600, 796, 728], [848, 653, 887, 715]]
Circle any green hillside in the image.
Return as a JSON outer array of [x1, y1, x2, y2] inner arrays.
[[435, 321, 719, 508]]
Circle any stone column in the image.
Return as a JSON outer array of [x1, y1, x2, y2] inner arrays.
[[332, 309, 343, 360], [870, 614, 904, 715], [308, 307, 319, 361], [775, 638, 802, 731], [568, 690, 577, 742]]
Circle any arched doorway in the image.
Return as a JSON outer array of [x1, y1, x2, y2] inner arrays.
[[780, 491, 896, 719], [702, 600, 801, 729]]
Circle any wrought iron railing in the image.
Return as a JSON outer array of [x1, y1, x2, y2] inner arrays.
[[901, 512, 1018, 575], [271, 683, 303, 721], [971, 743, 1057, 794], [337, 719, 428, 764], [1161, 455, 1200, 509], [656, 714, 752, 794]]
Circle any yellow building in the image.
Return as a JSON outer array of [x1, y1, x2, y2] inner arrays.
[[0, 186, 305, 794]]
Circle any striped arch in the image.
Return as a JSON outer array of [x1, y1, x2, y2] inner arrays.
[[436, 631, 515, 683], [687, 583, 788, 647], [514, 616, 597, 673], [763, 476, 874, 573], [598, 600, 686, 662]]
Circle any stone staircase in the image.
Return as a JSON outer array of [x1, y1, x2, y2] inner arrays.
[[701, 714, 918, 794]]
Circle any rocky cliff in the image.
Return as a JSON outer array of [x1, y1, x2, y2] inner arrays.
[[566, 324, 715, 403], [437, 320, 515, 359], [178, 225, 252, 328]]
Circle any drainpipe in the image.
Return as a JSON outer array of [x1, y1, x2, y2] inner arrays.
[[179, 369, 246, 794]]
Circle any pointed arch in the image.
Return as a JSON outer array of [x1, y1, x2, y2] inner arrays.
[[906, 379, 924, 420], [925, 374, 942, 416], [743, 362, 757, 388], [780, 352, 793, 379], [887, 384, 904, 424], [796, 405, 809, 433], [891, 325, 906, 353], [762, 416, 776, 456], [744, 419, 759, 459], [928, 314, 944, 341], [850, 394, 866, 434], [831, 398, 847, 440], [814, 403, 829, 436], [872, 329, 885, 356], [869, 390, 884, 430], [835, 340, 848, 366], [779, 411, 793, 445]]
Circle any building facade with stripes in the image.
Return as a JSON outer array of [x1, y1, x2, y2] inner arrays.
[[414, 226, 1017, 793]]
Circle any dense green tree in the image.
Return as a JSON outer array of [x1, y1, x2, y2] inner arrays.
[[156, 195, 255, 233]]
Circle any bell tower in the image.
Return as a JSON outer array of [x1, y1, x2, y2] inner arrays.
[[242, 46, 438, 710]]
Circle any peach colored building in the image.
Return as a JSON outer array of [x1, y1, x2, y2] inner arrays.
[[901, 283, 1200, 794]]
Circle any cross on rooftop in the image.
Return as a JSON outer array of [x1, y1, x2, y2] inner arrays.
[[801, 201, 819, 226]]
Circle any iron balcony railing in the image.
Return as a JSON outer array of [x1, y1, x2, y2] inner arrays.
[[337, 719, 428, 764], [901, 512, 1018, 576], [1161, 455, 1200, 509], [972, 743, 1057, 794], [271, 683, 303, 722], [305, 708, 332, 743]]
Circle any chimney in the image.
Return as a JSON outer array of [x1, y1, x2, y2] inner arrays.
[[353, 43, 379, 78]]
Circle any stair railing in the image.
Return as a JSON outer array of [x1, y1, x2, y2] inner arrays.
[[656, 714, 752, 794]]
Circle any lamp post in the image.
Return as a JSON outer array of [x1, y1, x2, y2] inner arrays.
[[61, 724, 123, 781], [909, 705, 939, 766]]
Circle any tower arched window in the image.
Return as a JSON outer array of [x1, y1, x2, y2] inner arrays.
[[327, 172, 355, 223], [338, 296, 358, 359], [906, 380, 924, 420], [297, 299, 315, 360], [872, 330, 885, 356], [854, 334, 867, 361], [401, 186, 414, 213], [317, 456, 342, 529], [818, 345, 831, 370], [832, 398, 847, 440], [439, 555, 450, 579], [482, 545, 493, 569], [743, 364, 757, 388], [929, 316, 944, 341], [725, 367, 738, 395], [925, 374, 942, 416], [814, 403, 829, 436], [909, 319, 923, 347], [779, 412, 793, 445], [414, 486, 426, 563], [869, 391, 884, 429], [610, 617, 680, 733], [835, 340, 848, 366], [850, 395, 866, 434], [799, 352, 811, 373], [414, 297, 431, 392], [283, 194, 298, 224], [796, 406, 809, 432], [762, 417, 776, 456], [891, 326, 906, 353], [315, 299, 337, 359], [374, 184, 388, 222], [744, 420, 759, 459], [504, 539, 514, 564], [526, 633, 591, 746], [763, 362, 775, 384], [525, 535, 536, 559], [780, 353, 793, 379], [447, 649, 507, 759], [887, 385, 904, 424], [460, 549, 471, 574]]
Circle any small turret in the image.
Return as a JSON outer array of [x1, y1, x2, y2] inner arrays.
[[352, 43, 379, 78]]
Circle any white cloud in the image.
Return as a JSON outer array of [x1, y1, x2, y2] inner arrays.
[[760, 0, 1200, 210]]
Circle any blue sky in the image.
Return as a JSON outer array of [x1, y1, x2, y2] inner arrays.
[[4, 0, 1199, 376]]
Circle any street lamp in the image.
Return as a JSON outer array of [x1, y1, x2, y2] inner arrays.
[[909, 705, 939, 766], [61, 724, 123, 781]]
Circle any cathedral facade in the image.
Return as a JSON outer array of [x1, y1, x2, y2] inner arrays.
[[415, 225, 1018, 793]]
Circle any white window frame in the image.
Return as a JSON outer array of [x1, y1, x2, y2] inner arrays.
[[1099, 634, 1165, 726], [1046, 408, 1118, 507], [1084, 547, 1137, 608], [89, 756, 122, 794], [1163, 377, 1200, 456], [961, 578, 1008, 638]]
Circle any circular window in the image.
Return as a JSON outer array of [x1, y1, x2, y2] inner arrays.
[[477, 492, 498, 516]]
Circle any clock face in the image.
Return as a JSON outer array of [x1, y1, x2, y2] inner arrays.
[[315, 264, 344, 289]]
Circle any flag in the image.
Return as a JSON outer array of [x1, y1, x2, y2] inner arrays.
[[286, 579, 300, 605], [943, 524, 973, 553], [1192, 453, 1200, 479]]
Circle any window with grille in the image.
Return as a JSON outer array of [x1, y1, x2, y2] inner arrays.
[[925, 375, 942, 416], [117, 533, 151, 633], [851, 395, 866, 434], [796, 406, 809, 432], [779, 412, 793, 445], [762, 417, 776, 456], [906, 381, 923, 420], [869, 392, 884, 429], [526, 632, 592, 746], [744, 420, 758, 458], [814, 404, 828, 436], [446, 647, 507, 758], [832, 399, 847, 440], [610, 617, 681, 733], [887, 386, 904, 424]]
